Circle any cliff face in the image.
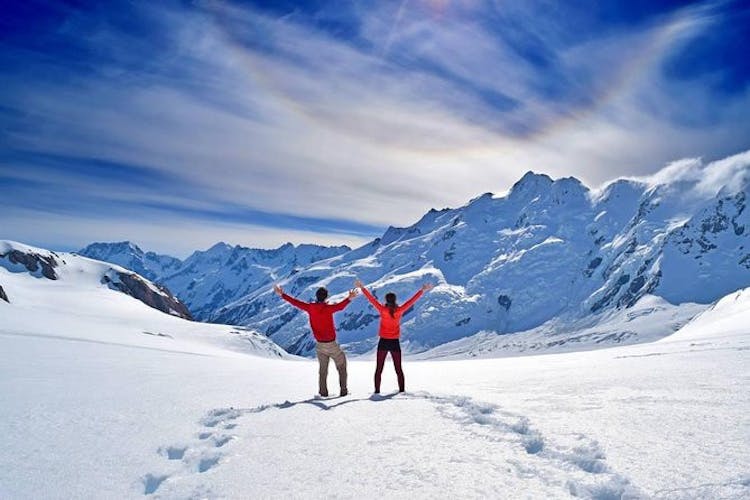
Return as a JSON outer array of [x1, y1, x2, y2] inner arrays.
[[102, 271, 193, 320], [0, 248, 59, 280]]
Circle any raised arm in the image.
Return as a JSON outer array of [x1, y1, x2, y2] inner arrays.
[[329, 297, 351, 313], [398, 283, 433, 314], [274, 285, 310, 312], [356, 281, 385, 312], [397, 289, 423, 314], [328, 288, 357, 312]]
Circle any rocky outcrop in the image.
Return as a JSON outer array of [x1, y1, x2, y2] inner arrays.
[[0, 285, 8, 303], [0, 249, 58, 280], [102, 272, 193, 320]]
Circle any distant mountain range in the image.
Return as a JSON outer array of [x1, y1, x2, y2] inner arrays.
[[76, 151, 750, 357], [79, 241, 351, 320], [1, 240, 191, 320]]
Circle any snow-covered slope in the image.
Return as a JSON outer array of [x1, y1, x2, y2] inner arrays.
[[0, 241, 288, 359], [660, 286, 750, 342], [1, 284, 747, 498], [78, 241, 351, 320], [211, 151, 750, 356]]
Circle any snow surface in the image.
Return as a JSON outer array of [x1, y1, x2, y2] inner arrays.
[[1, 262, 748, 498]]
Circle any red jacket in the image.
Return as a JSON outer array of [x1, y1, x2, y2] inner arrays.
[[361, 287, 423, 339], [281, 293, 351, 342]]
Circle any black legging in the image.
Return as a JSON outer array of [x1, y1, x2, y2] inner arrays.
[[374, 339, 404, 393]]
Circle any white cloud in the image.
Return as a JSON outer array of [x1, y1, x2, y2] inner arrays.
[[2, 0, 748, 252]]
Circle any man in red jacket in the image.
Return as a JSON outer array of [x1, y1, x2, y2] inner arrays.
[[274, 284, 357, 397]]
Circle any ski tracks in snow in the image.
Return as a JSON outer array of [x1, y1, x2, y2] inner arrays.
[[140, 392, 643, 499]]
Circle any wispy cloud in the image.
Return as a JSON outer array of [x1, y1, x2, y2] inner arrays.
[[1, 0, 748, 252]]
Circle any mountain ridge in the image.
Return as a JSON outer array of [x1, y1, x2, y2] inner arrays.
[[74, 150, 750, 357]]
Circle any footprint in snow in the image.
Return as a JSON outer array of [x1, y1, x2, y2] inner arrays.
[[197, 453, 221, 473], [159, 445, 187, 460], [140, 410, 241, 495], [141, 473, 168, 495], [201, 407, 242, 428]]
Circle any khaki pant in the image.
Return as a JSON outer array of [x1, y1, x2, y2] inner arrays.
[[316, 341, 347, 396]]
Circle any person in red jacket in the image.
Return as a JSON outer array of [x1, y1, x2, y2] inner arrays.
[[274, 284, 357, 397], [354, 279, 433, 393]]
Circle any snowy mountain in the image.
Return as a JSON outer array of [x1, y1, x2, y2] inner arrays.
[[78, 241, 182, 282], [78, 241, 351, 321], [160, 242, 351, 320], [209, 151, 749, 356], [0, 240, 288, 359], [1, 240, 192, 320]]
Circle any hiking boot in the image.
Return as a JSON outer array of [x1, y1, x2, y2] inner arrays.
[[339, 389, 348, 397], [319, 391, 329, 398]]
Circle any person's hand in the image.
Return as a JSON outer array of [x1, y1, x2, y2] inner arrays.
[[347, 288, 359, 299], [422, 282, 435, 292], [354, 279, 364, 289], [273, 284, 284, 296]]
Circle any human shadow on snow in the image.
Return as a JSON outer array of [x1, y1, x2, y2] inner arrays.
[[251, 391, 400, 413]]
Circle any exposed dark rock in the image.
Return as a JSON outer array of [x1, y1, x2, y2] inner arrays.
[[624, 238, 638, 254], [266, 310, 299, 336], [696, 238, 717, 253], [731, 192, 746, 235], [497, 295, 512, 311], [455, 317, 471, 326], [291, 276, 320, 294], [102, 272, 193, 320], [0, 285, 8, 303], [590, 274, 630, 313], [339, 311, 379, 331], [287, 333, 316, 356], [0, 249, 58, 280], [213, 299, 265, 323], [444, 243, 456, 261], [584, 257, 602, 277]]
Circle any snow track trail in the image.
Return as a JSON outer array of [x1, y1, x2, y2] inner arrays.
[[143, 392, 642, 499]]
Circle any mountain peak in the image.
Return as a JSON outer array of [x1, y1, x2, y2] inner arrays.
[[80, 241, 144, 256], [509, 171, 554, 197], [205, 242, 233, 253]]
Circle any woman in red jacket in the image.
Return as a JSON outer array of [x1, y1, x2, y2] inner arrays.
[[355, 279, 433, 394]]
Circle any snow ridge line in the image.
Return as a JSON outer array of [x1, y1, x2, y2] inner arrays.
[[140, 392, 643, 498]]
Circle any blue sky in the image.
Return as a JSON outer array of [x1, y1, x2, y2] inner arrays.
[[1, 0, 749, 256]]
